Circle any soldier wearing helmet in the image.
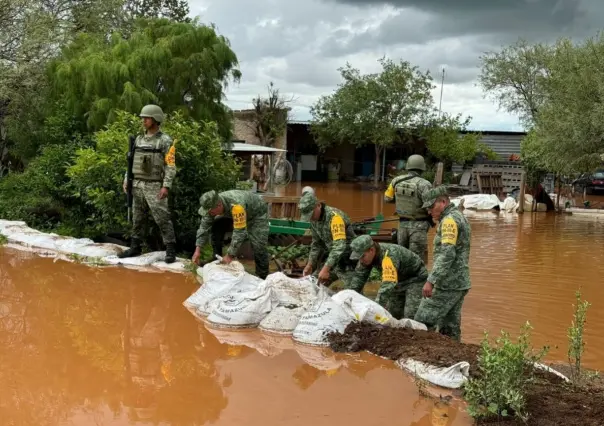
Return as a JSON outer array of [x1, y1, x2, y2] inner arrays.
[[383, 154, 433, 264], [120, 104, 178, 263]]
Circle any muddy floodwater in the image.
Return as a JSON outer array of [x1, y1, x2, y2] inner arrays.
[[2, 182, 604, 426]]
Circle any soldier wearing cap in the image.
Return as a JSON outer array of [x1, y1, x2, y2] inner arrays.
[[191, 189, 270, 279], [384, 154, 433, 263], [298, 190, 357, 287], [348, 235, 427, 319], [120, 104, 177, 263], [414, 186, 471, 341]]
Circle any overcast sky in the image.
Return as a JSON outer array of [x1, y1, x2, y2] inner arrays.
[[189, 0, 602, 131]]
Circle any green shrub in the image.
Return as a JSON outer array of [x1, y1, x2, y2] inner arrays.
[[463, 322, 548, 423], [568, 290, 590, 385]]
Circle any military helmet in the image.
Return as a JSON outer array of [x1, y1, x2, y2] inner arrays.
[[405, 154, 426, 171], [139, 104, 164, 123]]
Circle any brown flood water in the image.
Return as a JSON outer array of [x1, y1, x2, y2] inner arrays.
[[1, 181, 603, 426]]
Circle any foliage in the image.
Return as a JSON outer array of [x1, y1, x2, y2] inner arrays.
[[310, 58, 434, 187], [479, 39, 552, 127], [267, 244, 310, 262], [66, 110, 240, 247], [463, 322, 548, 423], [0, 233, 7, 245], [568, 290, 590, 386], [235, 180, 254, 190], [422, 113, 496, 165], [248, 82, 292, 147], [48, 18, 241, 139]]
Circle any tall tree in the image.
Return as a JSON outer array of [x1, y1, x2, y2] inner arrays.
[[248, 82, 292, 148], [310, 58, 434, 187], [479, 39, 552, 127]]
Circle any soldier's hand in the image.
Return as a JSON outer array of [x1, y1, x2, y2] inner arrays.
[[221, 255, 233, 265], [123, 181, 127, 194], [192, 247, 201, 265], [318, 266, 330, 283], [303, 263, 313, 276], [422, 281, 433, 298], [158, 187, 169, 199]]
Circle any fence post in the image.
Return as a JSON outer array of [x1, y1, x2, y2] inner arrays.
[[434, 162, 444, 186]]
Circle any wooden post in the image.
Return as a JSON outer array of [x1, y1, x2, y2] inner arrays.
[[556, 174, 561, 211], [518, 170, 527, 213], [434, 162, 444, 186]]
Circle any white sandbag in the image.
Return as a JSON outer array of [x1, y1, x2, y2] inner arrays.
[[451, 194, 500, 210], [331, 289, 393, 325], [265, 272, 318, 306], [397, 359, 470, 389], [292, 287, 355, 346], [259, 305, 306, 334], [501, 196, 517, 213], [533, 362, 570, 382], [206, 283, 274, 328], [185, 261, 262, 315], [393, 318, 428, 331]]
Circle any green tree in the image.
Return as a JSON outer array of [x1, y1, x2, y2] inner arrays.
[[248, 82, 292, 148], [310, 58, 434, 187], [47, 18, 241, 139]]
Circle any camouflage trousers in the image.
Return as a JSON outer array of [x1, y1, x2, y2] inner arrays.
[[209, 215, 269, 279], [312, 257, 356, 289], [398, 220, 430, 264], [414, 289, 469, 341], [132, 180, 175, 244], [375, 279, 424, 320]]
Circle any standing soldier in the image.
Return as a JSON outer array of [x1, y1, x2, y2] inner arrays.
[[384, 154, 433, 263], [120, 105, 177, 263], [299, 190, 357, 288], [414, 186, 471, 341], [348, 235, 427, 319], [191, 190, 270, 279]]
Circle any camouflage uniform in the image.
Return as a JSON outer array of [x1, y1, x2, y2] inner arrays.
[[349, 235, 428, 319], [298, 192, 357, 287], [121, 105, 176, 262], [414, 186, 471, 341], [196, 190, 269, 279], [384, 155, 433, 264]]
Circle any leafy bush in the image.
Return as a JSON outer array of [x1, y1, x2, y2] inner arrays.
[[568, 290, 590, 385], [66, 110, 240, 248], [463, 322, 548, 423]]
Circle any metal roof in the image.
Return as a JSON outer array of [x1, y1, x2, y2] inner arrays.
[[224, 142, 286, 153]]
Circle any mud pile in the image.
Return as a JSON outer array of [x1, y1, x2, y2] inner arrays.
[[327, 323, 604, 426]]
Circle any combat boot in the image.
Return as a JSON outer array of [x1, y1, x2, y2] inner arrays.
[[118, 239, 142, 258], [165, 242, 176, 264]]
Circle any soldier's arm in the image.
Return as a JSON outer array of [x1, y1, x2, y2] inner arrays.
[[427, 218, 458, 288], [349, 262, 372, 292], [384, 179, 396, 203], [307, 225, 321, 267], [417, 179, 433, 201], [324, 215, 347, 268], [376, 254, 400, 306], [195, 214, 214, 248], [226, 203, 248, 256], [162, 136, 176, 189]]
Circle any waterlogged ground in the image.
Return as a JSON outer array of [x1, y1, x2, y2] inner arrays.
[[1, 182, 604, 425]]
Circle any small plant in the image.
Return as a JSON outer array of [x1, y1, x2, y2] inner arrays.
[[235, 180, 255, 191], [568, 290, 590, 386], [183, 260, 198, 275], [0, 234, 7, 245], [463, 322, 548, 423]]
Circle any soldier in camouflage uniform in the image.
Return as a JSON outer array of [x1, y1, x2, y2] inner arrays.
[[192, 190, 270, 279], [348, 235, 427, 319], [120, 104, 177, 263], [414, 186, 471, 341], [384, 154, 433, 264], [299, 190, 357, 288]]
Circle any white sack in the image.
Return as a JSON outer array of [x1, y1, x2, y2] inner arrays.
[[206, 283, 274, 328], [259, 305, 306, 334], [393, 318, 428, 331], [265, 272, 318, 306], [397, 359, 470, 389], [331, 289, 394, 326], [292, 287, 355, 346], [501, 196, 517, 213], [451, 194, 501, 210]]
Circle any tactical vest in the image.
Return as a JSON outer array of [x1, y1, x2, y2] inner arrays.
[[132, 135, 164, 182], [394, 176, 429, 220]]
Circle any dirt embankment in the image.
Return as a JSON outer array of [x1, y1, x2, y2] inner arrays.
[[327, 323, 604, 426]]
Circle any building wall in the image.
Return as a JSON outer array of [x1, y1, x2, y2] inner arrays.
[[232, 110, 287, 152]]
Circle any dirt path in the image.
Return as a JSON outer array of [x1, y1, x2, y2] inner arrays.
[[327, 323, 604, 426]]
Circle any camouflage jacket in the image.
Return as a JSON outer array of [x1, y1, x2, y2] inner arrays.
[[308, 204, 356, 269], [428, 203, 471, 290], [350, 243, 428, 292], [195, 190, 268, 255], [384, 171, 432, 204], [123, 131, 176, 189]]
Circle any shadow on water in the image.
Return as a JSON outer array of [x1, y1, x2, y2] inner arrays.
[[0, 250, 471, 425]]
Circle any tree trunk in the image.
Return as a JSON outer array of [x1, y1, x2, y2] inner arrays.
[[373, 145, 382, 189]]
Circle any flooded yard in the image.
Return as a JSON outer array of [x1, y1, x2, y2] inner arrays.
[[1, 182, 604, 425]]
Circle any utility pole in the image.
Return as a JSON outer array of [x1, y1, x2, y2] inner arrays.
[[438, 67, 445, 117]]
